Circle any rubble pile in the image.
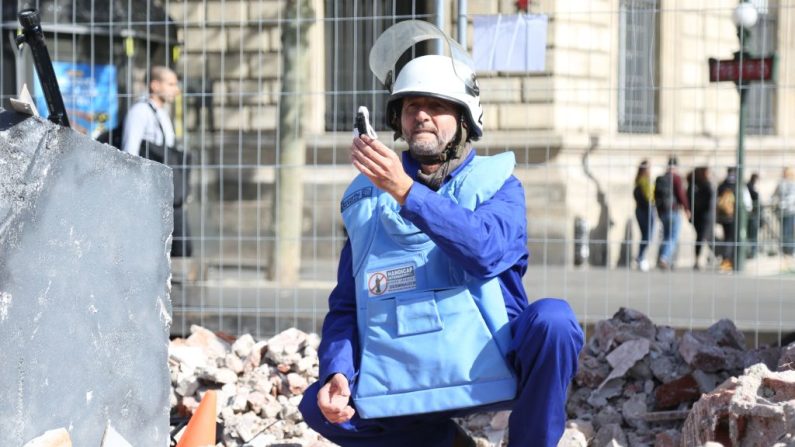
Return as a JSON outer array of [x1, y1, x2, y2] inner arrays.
[[561, 308, 794, 447], [169, 325, 508, 447], [169, 325, 330, 446], [172, 312, 795, 447]]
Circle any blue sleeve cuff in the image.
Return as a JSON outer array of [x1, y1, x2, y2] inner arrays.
[[401, 181, 432, 217]]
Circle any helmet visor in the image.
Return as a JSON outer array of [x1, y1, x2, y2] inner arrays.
[[369, 20, 474, 88]]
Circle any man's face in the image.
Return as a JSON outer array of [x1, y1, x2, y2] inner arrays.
[[152, 71, 180, 104], [400, 96, 459, 160]]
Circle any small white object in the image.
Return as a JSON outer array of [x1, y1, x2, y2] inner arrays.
[[9, 84, 40, 117], [733, 2, 759, 29], [100, 423, 132, 447], [353, 106, 378, 139]]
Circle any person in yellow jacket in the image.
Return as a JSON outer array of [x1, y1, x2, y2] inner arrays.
[[633, 160, 654, 271]]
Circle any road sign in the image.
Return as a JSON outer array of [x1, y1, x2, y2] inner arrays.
[[708, 54, 775, 83]]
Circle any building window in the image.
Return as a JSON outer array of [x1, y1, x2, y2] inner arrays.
[[746, 6, 777, 135], [324, 1, 429, 132], [618, 0, 659, 133]]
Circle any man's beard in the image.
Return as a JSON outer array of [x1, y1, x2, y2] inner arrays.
[[407, 127, 456, 162]]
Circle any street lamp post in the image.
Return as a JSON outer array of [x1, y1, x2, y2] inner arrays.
[[709, 2, 775, 272], [732, 1, 758, 272]]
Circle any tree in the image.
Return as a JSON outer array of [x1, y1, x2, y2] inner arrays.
[[269, 0, 314, 281]]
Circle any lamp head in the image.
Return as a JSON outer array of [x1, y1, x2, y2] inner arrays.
[[733, 2, 759, 29]]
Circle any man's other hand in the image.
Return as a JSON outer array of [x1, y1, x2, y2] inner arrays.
[[351, 135, 413, 205], [317, 373, 356, 424]]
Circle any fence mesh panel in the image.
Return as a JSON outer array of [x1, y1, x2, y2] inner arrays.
[[2, 0, 793, 346]]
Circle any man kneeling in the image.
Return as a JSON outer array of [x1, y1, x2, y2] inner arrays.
[[299, 21, 584, 447]]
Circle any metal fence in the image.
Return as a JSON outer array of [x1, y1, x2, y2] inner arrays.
[[2, 0, 794, 345]]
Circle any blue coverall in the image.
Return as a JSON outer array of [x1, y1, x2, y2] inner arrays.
[[299, 150, 584, 447]]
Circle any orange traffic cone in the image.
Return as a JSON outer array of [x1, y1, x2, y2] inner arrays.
[[176, 390, 217, 447]]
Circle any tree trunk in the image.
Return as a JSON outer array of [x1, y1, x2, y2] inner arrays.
[[269, 0, 314, 281]]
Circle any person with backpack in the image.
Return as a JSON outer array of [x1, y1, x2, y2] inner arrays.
[[633, 160, 654, 271], [716, 167, 752, 271], [687, 167, 715, 270], [654, 156, 690, 270], [122, 66, 192, 258]]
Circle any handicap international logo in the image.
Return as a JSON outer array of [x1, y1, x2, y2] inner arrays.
[[368, 272, 387, 296], [366, 264, 416, 297]]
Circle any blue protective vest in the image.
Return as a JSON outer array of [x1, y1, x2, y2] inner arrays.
[[340, 152, 518, 419]]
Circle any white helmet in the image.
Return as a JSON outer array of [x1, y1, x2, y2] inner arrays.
[[369, 21, 484, 139]]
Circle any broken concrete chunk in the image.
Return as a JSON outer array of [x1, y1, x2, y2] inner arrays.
[[265, 328, 308, 365], [588, 379, 624, 408], [225, 353, 246, 375], [706, 319, 746, 350], [233, 333, 257, 359], [682, 363, 795, 447], [612, 307, 656, 343], [198, 366, 238, 384], [594, 405, 624, 428], [168, 345, 207, 371], [557, 427, 588, 447], [575, 354, 610, 388], [678, 331, 731, 372], [187, 325, 230, 360], [592, 423, 627, 447], [653, 429, 681, 447], [600, 339, 650, 386], [621, 393, 647, 424], [779, 342, 795, 372], [654, 374, 700, 410]]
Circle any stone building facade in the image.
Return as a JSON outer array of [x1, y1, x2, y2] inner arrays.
[[166, 0, 795, 270]]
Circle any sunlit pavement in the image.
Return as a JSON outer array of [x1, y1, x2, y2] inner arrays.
[[169, 256, 795, 338]]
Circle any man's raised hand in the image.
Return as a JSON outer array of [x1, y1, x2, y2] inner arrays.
[[351, 135, 413, 205]]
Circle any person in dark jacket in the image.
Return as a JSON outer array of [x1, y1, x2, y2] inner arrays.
[[654, 156, 691, 270], [747, 173, 761, 259], [687, 167, 714, 270], [633, 160, 654, 271]]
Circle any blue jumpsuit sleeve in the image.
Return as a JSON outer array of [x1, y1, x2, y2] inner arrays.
[[399, 176, 528, 278], [317, 239, 359, 384]]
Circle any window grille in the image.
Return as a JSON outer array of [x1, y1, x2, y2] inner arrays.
[[323, 1, 429, 132], [745, 8, 777, 135], [618, 0, 659, 133]]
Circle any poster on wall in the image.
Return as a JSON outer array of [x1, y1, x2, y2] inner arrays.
[[473, 14, 548, 72], [34, 62, 118, 138]]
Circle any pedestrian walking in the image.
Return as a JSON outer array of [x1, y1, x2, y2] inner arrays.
[[633, 160, 654, 271], [687, 167, 714, 270], [747, 173, 761, 259], [772, 167, 795, 256], [654, 156, 690, 270], [122, 66, 192, 258]]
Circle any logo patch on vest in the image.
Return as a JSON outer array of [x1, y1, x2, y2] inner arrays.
[[366, 264, 416, 297], [341, 187, 373, 212]]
